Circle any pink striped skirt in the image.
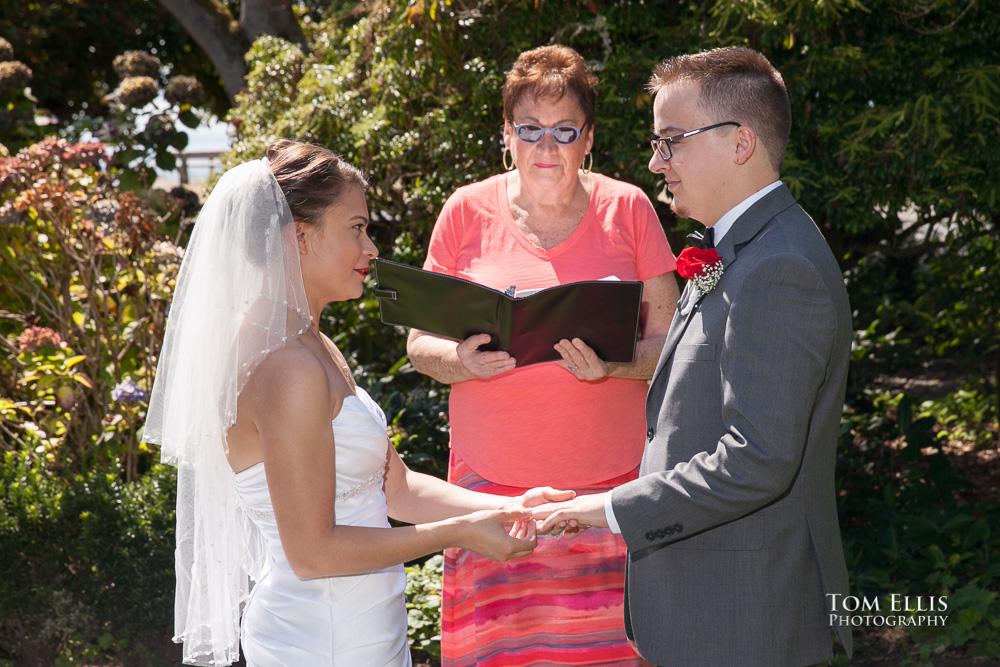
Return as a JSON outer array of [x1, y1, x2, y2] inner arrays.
[[442, 452, 653, 667]]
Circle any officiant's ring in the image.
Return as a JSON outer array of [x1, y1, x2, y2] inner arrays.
[[567, 365, 579, 372]]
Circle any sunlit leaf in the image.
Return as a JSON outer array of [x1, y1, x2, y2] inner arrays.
[[63, 355, 87, 369]]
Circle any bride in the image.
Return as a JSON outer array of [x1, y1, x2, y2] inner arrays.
[[144, 140, 571, 666]]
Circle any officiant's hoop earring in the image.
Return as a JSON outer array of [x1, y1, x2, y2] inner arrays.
[[503, 147, 514, 171], [582, 152, 592, 174]]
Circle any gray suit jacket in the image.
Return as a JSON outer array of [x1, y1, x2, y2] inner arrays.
[[611, 185, 853, 666]]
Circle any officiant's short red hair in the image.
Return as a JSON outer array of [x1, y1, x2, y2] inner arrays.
[[502, 45, 598, 130]]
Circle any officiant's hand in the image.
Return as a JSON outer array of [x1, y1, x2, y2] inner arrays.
[[554, 338, 609, 381], [457, 333, 517, 379], [532, 493, 609, 539]]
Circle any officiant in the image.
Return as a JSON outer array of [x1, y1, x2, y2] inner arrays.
[[406, 44, 679, 666]]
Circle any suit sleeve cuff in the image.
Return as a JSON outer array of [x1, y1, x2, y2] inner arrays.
[[605, 491, 622, 534]]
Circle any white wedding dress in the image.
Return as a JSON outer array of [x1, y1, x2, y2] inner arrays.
[[234, 387, 412, 666]]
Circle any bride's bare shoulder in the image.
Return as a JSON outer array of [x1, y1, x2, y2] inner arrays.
[[244, 338, 333, 411], [229, 337, 337, 466]]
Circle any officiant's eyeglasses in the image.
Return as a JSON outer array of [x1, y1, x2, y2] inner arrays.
[[513, 124, 583, 145], [650, 122, 740, 161]]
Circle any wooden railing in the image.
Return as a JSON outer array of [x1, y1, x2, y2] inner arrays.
[[175, 151, 224, 185]]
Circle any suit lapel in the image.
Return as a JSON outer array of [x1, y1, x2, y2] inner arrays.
[[647, 185, 799, 397], [650, 283, 698, 387]]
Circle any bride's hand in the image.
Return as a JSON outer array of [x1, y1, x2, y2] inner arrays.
[[510, 486, 576, 510], [455, 508, 537, 562], [508, 517, 536, 540]]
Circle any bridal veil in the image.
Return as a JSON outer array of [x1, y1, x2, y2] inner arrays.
[[144, 159, 312, 665]]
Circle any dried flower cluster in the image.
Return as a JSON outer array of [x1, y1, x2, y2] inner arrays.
[[0, 60, 32, 95], [17, 326, 65, 354], [0, 136, 159, 255], [64, 141, 107, 168], [113, 50, 161, 80], [117, 76, 158, 109], [0, 37, 14, 63], [0, 137, 108, 191], [165, 75, 204, 107], [114, 191, 156, 248]]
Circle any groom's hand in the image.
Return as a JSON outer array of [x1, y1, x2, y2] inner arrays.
[[533, 492, 609, 538]]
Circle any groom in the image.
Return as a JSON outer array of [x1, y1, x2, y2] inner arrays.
[[535, 47, 854, 666]]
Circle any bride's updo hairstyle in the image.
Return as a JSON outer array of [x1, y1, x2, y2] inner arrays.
[[266, 139, 368, 227]]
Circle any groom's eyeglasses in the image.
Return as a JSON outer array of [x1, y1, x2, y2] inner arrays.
[[513, 124, 583, 145], [650, 122, 740, 161]]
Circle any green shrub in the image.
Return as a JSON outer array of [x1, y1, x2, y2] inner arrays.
[[903, 583, 1000, 665], [0, 451, 178, 666], [406, 554, 444, 663], [919, 381, 998, 451], [838, 391, 1000, 663], [0, 136, 183, 480], [0, 136, 186, 664]]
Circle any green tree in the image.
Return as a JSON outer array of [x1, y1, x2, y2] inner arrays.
[[0, 0, 230, 122]]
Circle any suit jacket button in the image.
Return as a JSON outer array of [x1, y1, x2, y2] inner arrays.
[[646, 427, 655, 441], [645, 531, 655, 541]]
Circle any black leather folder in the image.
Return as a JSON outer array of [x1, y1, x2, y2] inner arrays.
[[372, 258, 643, 367]]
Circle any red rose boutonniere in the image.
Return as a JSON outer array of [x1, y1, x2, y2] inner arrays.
[[676, 247, 724, 295]]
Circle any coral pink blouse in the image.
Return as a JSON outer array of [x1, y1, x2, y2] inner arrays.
[[423, 173, 676, 488]]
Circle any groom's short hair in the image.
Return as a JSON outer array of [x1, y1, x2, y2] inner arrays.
[[649, 47, 791, 172]]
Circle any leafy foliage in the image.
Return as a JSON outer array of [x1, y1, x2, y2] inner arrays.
[[0, 451, 179, 666], [406, 554, 444, 662], [838, 391, 1000, 662], [731, 0, 1000, 259], [0, 136, 188, 664], [0, 137, 184, 480], [846, 233, 1000, 439]]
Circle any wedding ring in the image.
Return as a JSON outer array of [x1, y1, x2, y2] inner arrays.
[[568, 365, 579, 372]]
